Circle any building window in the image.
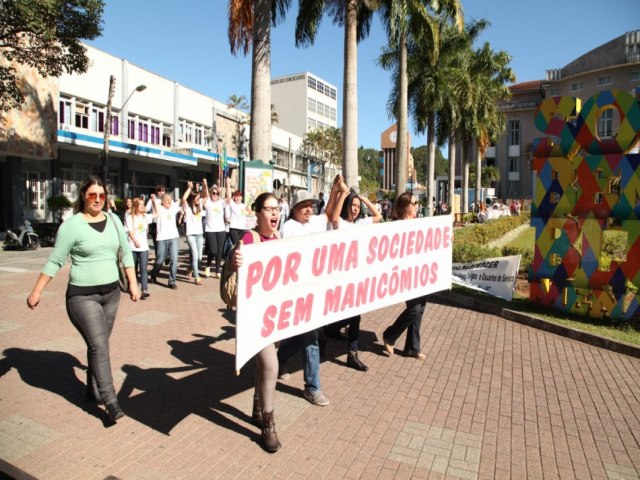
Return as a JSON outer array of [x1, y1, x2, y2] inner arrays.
[[128, 119, 136, 139], [509, 157, 519, 173], [59, 99, 71, 125], [329, 87, 336, 100], [138, 122, 149, 143], [317, 102, 324, 117], [632, 71, 640, 82], [195, 128, 202, 145], [90, 107, 104, 132], [75, 104, 89, 129], [25, 172, 45, 210], [308, 76, 316, 90], [151, 126, 160, 145], [571, 82, 583, 92], [308, 97, 316, 113], [111, 115, 119, 135], [598, 75, 613, 86], [308, 118, 317, 131], [316, 81, 325, 95], [185, 124, 193, 143], [598, 109, 613, 138], [508, 120, 520, 145], [162, 127, 172, 147], [549, 88, 559, 96]]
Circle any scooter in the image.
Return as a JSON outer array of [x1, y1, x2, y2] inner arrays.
[[4, 220, 39, 250]]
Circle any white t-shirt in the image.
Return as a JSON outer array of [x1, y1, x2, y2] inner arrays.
[[125, 213, 153, 251], [203, 198, 226, 232], [155, 202, 180, 241], [145, 197, 162, 222], [183, 206, 204, 236], [330, 216, 374, 230], [282, 214, 328, 238], [228, 201, 248, 230]]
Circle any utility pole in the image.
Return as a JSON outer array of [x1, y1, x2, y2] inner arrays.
[[101, 75, 116, 184]]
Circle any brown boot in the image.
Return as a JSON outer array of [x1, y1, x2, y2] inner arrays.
[[252, 395, 262, 428], [260, 410, 282, 453]]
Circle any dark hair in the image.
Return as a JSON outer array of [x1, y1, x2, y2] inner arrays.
[[187, 192, 201, 214], [340, 192, 363, 221], [74, 175, 108, 213], [392, 192, 413, 220], [155, 184, 165, 193], [252, 192, 277, 213]]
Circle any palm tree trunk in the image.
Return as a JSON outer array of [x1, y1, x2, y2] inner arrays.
[[394, 31, 408, 196], [462, 140, 470, 214], [249, 0, 272, 163], [426, 112, 436, 216], [475, 142, 482, 206], [448, 134, 456, 215], [342, 0, 358, 189]]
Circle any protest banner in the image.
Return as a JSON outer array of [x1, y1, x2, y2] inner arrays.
[[451, 255, 521, 301], [235, 215, 452, 370]]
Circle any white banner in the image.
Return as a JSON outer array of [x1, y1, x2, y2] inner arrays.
[[235, 215, 453, 370], [451, 255, 521, 301]]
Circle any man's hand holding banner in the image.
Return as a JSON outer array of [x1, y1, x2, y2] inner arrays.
[[235, 215, 453, 370]]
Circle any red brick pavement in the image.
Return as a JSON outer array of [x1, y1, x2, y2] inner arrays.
[[0, 244, 639, 479]]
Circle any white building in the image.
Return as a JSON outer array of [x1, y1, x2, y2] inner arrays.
[[0, 45, 329, 229], [271, 72, 338, 138]]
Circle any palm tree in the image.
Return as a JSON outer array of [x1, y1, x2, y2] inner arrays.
[[271, 103, 279, 125], [227, 94, 250, 111], [295, 0, 377, 190], [378, 0, 463, 198], [467, 43, 514, 206], [228, 0, 290, 163]]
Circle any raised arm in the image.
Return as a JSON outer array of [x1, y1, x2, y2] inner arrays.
[[323, 174, 343, 222], [330, 177, 350, 228], [224, 179, 231, 205], [201, 178, 209, 200], [360, 194, 382, 223], [181, 181, 193, 206], [149, 193, 159, 218]]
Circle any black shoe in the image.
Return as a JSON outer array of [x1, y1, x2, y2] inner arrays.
[[141, 291, 150, 299], [168, 283, 177, 290], [106, 402, 124, 424], [150, 277, 157, 285], [347, 351, 369, 372]]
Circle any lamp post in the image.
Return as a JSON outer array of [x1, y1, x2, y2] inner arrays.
[[101, 78, 147, 185]]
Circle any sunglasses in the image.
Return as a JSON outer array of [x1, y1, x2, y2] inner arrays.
[[410, 201, 418, 206], [87, 193, 106, 201]]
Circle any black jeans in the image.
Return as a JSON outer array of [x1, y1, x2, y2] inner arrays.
[[383, 295, 428, 354], [66, 287, 120, 405], [205, 231, 226, 272], [325, 315, 361, 351]]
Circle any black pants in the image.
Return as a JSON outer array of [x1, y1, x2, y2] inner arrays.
[[325, 315, 361, 351], [383, 295, 428, 354], [205, 231, 226, 272]]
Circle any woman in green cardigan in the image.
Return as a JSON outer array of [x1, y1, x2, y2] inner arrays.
[[27, 176, 140, 424]]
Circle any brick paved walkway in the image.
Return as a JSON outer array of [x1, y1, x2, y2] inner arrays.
[[0, 245, 639, 479]]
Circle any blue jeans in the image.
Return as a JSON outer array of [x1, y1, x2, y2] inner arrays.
[[66, 287, 120, 405], [277, 329, 321, 392], [383, 295, 428, 354], [133, 250, 149, 291], [151, 237, 178, 285], [186, 234, 203, 278]]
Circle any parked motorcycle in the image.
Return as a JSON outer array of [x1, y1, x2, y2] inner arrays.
[[4, 220, 39, 250]]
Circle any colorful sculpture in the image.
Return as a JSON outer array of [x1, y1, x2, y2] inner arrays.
[[530, 88, 640, 319]]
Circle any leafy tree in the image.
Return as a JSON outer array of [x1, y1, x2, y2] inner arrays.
[[0, 0, 104, 112], [357, 146, 379, 193]]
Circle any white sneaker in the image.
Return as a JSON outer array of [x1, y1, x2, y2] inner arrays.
[[303, 389, 330, 406], [204, 267, 210, 278]]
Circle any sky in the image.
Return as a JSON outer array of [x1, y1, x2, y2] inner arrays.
[[87, 0, 640, 150]]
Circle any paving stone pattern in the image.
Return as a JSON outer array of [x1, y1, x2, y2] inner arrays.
[[0, 245, 639, 479]]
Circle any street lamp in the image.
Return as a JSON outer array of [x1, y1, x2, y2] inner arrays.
[[101, 77, 147, 184]]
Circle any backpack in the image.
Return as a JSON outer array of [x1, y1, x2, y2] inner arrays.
[[220, 230, 275, 309]]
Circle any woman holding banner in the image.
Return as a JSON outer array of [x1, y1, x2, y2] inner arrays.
[[232, 192, 283, 453], [381, 192, 428, 360], [327, 179, 382, 372]]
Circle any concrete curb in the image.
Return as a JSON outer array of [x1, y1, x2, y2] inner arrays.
[[433, 290, 640, 359]]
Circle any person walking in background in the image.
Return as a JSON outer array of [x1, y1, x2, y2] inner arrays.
[[277, 193, 289, 235], [26, 175, 140, 424], [119, 197, 132, 224], [231, 192, 283, 452], [225, 182, 247, 245], [125, 197, 152, 299], [181, 181, 205, 285], [277, 177, 340, 407], [381, 192, 428, 360], [149, 190, 180, 289], [202, 179, 226, 279], [327, 178, 382, 372], [316, 192, 325, 214], [146, 184, 165, 257]]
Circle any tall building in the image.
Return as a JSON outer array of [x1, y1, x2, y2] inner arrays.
[[270, 72, 338, 138]]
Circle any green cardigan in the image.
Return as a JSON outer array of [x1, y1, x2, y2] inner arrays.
[[43, 212, 134, 287]]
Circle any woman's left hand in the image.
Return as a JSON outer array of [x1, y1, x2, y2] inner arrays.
[[128, 282, 141, 302]]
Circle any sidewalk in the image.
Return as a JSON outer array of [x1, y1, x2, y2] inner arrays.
[[0, 244, 639, 479]]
